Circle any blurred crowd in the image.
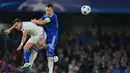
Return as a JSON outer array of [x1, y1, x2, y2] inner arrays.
[[57, 30, 130, 73], [0, 28, 130, 73]]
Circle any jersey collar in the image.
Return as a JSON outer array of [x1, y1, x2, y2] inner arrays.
[[46, 13, 54, 17]]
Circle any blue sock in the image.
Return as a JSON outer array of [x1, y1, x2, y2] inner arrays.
[[45, 44, 55, 57], [32, 47, 39, 52], [24, 50, 30, 63]]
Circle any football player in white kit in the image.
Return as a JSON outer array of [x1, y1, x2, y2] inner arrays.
[[4, 18, 46, 70]]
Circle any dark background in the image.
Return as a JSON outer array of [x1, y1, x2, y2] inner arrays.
[[1, 0, 130, 13]]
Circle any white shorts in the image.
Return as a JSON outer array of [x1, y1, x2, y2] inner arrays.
[[27, 28, 47, 44]]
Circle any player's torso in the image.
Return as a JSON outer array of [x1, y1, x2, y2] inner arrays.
[[22, 22, 43, 36], [42, 13, 58, 34]]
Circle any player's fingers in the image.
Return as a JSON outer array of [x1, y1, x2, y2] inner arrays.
[[4, 31, 9, 34], [4, 30, 9, 33], [4, 30, 7, 32]]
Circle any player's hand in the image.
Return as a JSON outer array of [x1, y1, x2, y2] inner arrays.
[[4, 29, 11, 34], [16, 45, 23, 51], [31, 19, 37, 23]]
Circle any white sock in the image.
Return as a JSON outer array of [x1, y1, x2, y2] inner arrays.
[[29, 49, 38, 67], [47, 57, 54, 73]]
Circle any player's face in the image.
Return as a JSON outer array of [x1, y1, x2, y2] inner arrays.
[[15, 22, 22, 31], [45, 7, 53, 15]]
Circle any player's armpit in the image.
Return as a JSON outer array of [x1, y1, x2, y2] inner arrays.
[[23, 29, 28, 35]]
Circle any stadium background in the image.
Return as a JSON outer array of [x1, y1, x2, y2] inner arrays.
[[0, 0, 130, 73]]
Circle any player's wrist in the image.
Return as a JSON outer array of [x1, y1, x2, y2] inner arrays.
[[20, 42, 24, 45], [37, 20, 40, 24], [8, 29, 11, 31]]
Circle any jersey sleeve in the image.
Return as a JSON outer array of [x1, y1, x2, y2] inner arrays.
[[21, 28, 27, 32], [41, 14, 51, 23]]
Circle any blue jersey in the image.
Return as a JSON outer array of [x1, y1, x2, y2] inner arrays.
[[41, 13, 58, 46], [41, 13, 58, 34]]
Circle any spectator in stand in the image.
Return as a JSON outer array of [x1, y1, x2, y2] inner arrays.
[[37, 63, 47, 73], [114, 63, 123, 73], [32, 63, 38, 73], [124, 64, 130, 73], [68, 59, 79, 73], [106, 65, 114, 73]]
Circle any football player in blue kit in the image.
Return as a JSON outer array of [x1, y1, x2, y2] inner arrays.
[[31, 4, 58, 73]]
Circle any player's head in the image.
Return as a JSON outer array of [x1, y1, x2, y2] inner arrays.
[[13, 18, 22, 30], [45, 4, 54, 15]]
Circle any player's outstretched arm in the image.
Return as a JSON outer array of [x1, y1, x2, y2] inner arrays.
[[31, 18, 50, 25], [17, 29, 28, 51], [4, 24, 17, 33]]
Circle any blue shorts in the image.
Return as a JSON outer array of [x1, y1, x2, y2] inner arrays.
[[46, 31, 58, 50]]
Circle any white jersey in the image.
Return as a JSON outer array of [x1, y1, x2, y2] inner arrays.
[[21, 22, 46, 44], [21, 22, 43, 36]]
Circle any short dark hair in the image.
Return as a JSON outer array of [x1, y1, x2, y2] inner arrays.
[[46, 4, 54, 9], [13, 18, 21, 24]]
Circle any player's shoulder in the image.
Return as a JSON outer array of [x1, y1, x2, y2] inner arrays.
[[43, 14, 48, 17], [53, 13, 57, 16], [51, 13, 57, 17], [50, 13, 58, 19], [22, 21, 32, 23], [22, 21, 33, 25]]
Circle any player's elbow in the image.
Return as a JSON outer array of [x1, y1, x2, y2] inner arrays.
[[40, 20, 47, 25]]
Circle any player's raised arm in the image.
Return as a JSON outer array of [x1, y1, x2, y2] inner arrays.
[[31, 17, 50, 25], [31, 4, 54, 25], [4, 23, 17, 33], [17, 29, 28, 51]]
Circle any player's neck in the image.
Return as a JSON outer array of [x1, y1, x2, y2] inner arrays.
[[46, 13, 54, 17]]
